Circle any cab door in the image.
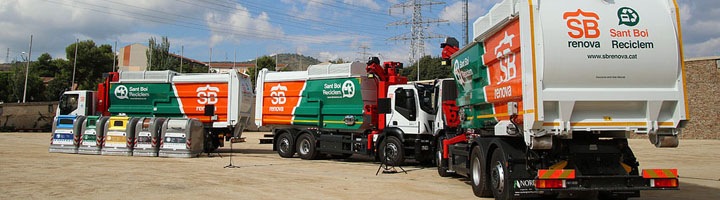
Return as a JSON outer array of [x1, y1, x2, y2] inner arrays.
[[387, 87, 418, 134]]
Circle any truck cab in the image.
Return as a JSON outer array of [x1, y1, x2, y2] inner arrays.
[[56, 90, 96, 117], [385, 83, 435, 137]]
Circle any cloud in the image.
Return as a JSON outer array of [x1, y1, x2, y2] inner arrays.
[[439, 0, 501, 23], [205, 4, 284, 47], [342, 0, 381, 10], [0, 0, 197, 60], [676, 0, 720, 57], [685, 37, 720, 58], [116, 32, 205, 49]]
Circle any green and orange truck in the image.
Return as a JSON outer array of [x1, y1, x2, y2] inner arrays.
[[255, 59, 438, 164]]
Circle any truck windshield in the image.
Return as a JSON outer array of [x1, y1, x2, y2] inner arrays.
[[415, 84, 435, 114], [59, 94, 79, 115]]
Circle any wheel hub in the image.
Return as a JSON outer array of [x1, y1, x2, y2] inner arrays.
[[491, 161, 505, 193], [384, 143, 398, 163], [279, 138, 290, 153], [473, 157, 481, 186], [300, 139, 310, 155]]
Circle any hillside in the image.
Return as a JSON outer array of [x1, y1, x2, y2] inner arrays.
[[241, 53, 321, 71]]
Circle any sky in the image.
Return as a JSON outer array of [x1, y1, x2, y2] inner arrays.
[[0, 0, 718, 65]]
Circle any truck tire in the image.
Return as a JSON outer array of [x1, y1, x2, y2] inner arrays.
[[380, 136, 404, 166], [276, 132, 295, 158], [489, 148, 514, 200], [471, 146, 492, 197], [296, 134, 319, 160], [436, 136, 452, 177]]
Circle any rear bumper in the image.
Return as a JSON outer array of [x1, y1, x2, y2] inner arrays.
[[77, 146, 102, 155], [49, 145, 78, 154], [159, 149, 201, 158], [101, 148, 133, 156], [514, 175, 677, 198], [540, 175, 678, 191]]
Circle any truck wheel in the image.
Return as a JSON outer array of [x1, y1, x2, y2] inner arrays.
[[471, 146, 492, 197], [276, 132, 295, 158], [380, 136, 404, 166], [436, 136, 452, 177], [489, 148, 514, 199], [296, 134, 319, 160]]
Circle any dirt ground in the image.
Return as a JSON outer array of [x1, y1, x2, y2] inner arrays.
[[1, 132, 719, 199]]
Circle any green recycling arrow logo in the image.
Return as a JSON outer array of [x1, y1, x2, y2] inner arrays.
[[618, 7, 639, 26]]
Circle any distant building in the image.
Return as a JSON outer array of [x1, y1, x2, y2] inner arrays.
[[682, 56, 720, 139], [117, 43, 149, 71], [0, 63, 12, 71], [117, 43, 206, 72]]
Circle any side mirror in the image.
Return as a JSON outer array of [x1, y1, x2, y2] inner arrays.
[[377, 98, 391, 114]]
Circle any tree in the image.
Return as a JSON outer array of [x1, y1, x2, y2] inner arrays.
[[246, 55, 276, 87], [8, 63, 44, 102], [401, 55, 452, 81], [147, 36, 179, 71], [65, 40, 114, 90], [33, 53, 57, 77], [0, 72, 11, 102], [330, 58, 347, 64]]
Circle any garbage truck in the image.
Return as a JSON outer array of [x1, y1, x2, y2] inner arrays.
[[433, 0, 686, 198], [54, 70, 254, 151], [255, 59, 436, 164]]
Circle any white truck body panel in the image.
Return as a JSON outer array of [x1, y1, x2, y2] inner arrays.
[[475, 0, 687, 141]]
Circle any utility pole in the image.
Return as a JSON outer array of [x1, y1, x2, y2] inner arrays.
[[463, 0, 469, 45], [254, 51, 258, 80], [113, 41, 117, 72], [233, 48, 237, 72], [209, 48, 213, 73], [149, 44, 153, 71], [387, 0, 448, 81], [22, 35, 33, 103], [72, 38, 78, 90], [5, 48, 9, 64], [357, 45, 370, 61], [180, 45, 184, 73], [275, 53, 278, 71]]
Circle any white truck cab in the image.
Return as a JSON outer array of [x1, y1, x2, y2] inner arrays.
[[385, 83, 435, 136], [55, 90, 96, 118]]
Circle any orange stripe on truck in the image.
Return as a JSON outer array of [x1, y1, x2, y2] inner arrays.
[[643, 169, 678, 179], [538, 169, 575, 179]]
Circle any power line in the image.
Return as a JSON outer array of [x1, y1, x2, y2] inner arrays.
[[42, 0, 378, 44], [356, 45, 370, 60], [304, 0, 400, 22], [387, 0, 449, 66], [195, 0, 387, 37]]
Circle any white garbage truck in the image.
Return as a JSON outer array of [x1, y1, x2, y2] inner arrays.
[[434, 0, 686, 198]]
